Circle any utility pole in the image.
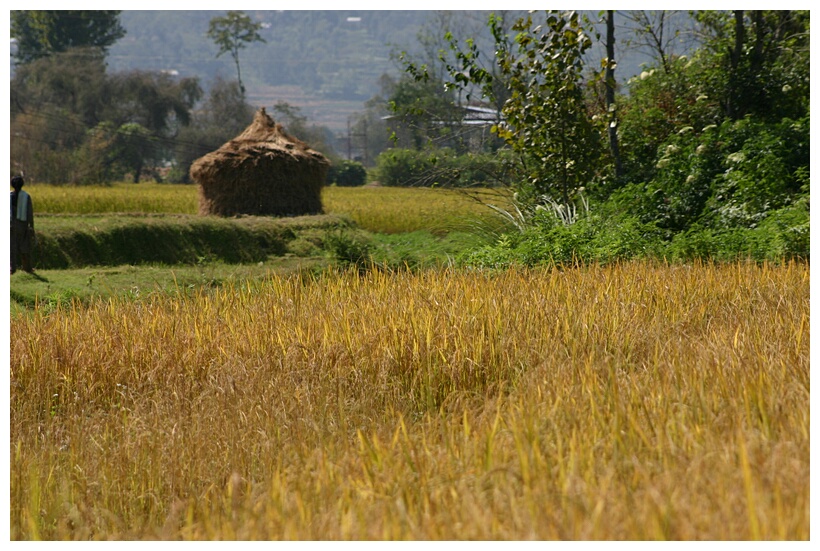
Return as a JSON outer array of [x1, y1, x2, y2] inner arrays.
[[347, 118, 352, 160], [347, 116, 369, 165]]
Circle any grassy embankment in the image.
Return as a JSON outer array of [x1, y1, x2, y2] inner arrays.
[[10, 184, 509, 314], [10, 260, 810, 539]]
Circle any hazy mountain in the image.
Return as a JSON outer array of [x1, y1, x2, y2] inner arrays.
[[105, 10, 685, 131]]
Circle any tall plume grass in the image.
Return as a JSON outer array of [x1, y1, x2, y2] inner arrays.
[[10, 260, 809, 539]]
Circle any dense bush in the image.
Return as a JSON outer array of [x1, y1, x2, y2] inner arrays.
[[375, 148, 512, 188], [606, 115, 809, 236], [326, 160, 367, 187], [465, 192, 809, 269], [668, 199, 810, 263], [465, 210, 666, 268]]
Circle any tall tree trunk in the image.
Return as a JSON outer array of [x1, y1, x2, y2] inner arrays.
[[727, 10, 745, 119], [605, 10, 622, 179], [233, 50, 245, 97]]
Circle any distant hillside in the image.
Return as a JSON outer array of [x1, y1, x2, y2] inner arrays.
[[106, 10, 684, 131], [107, 11, 429, 130]]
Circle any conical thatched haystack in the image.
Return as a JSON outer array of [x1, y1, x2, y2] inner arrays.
[[191, 107, 329, 217]]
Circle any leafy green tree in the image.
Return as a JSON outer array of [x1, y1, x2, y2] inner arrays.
[[73, 121, 156, 184], [10, 48, 110, 126], [11, 10, 125, 64], [207, 11, 267, 96], [112, 123, 159, 183], [107, 71, 202, 137], [385, 75, 461, 151], [694, 10, 809, 121], [439, 11, 603, 205], [11, 107, 88, 183], [390, 11, 518, 154], [11, 47, 202, 183]]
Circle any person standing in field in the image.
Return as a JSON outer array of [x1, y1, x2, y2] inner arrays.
[[10, 175, 35, 274]]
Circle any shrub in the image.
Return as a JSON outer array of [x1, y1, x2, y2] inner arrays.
[[326, 160, 368, 187], [668, 199, 809, 263], [704, 116, 809, 228], [616, 115, 809, 236], [465, 211, 664, 268], [323, 229, 374, 270], [375, 147, 513, 188], [374, 148, 438, 187]]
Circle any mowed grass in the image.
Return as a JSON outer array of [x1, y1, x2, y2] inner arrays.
[[27, 182, 512, 234], [10, 260, 809, 540]]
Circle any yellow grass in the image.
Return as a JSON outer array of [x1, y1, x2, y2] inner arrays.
[[27, 183, 510, 234], [30, 182, 200, 215], [9, 260, 809, 540], [322, 186, 511, 233]]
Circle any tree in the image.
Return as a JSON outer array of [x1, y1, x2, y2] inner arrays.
[[11, 47, 202, 183], [10, 47, 111, 126], [604, 11, 623, 179], [112, 123, 158, 183], [620, 11, 688, 75], [439, 11, 603, 205], [207, 11, 267, 96], [694, 10, 810, 121], [11, 10, 125, 64], [107, 71, 202, 137], [386, 75, 461, 151], [392, 11, 519, 153]]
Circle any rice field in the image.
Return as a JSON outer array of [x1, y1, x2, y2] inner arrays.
[[28, 183, 511, 234], [9, 260, 810, 540]]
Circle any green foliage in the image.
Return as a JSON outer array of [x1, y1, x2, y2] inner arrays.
[[375, 149, 433, 187], [31, 216, 310, 269], [108, 71, 202, 134], [694, 10, 810, 122], [11, 10, 126, 64], [72, 122, 123, 185], [10, 48, 110, 125], [375, 148, 512, 188], [11, 49, 202, 184], [323, 230, 375, 271], [467, 198, 809, 268], [386, 75, 463, 151], [468, 109, 809, 268], [617, 115, 810, 234], [435, 11, 604, 205], [327, 160, 367, 187], [668, 200, 809, 262], [10, 104, 88, 183], [616, 61, 722, 188], [706, 123, 791, 226], [465, 211, 665, 268]]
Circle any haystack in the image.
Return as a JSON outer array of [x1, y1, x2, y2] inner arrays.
[[191, 107, 329, 217]]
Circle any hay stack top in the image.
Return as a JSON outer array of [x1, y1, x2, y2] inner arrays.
[[191, 107, 329, 217]]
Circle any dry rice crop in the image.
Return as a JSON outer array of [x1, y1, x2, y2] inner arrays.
[[9, 260, 809, 540], [30, 183, 199, 215], [321, 186, 511, 234], [28, 183, 509, 234]]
